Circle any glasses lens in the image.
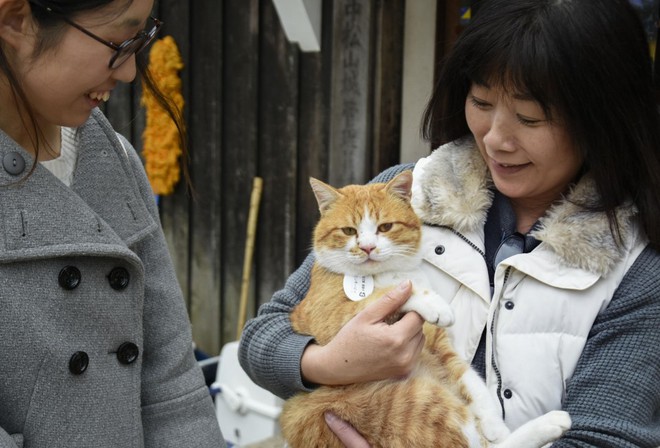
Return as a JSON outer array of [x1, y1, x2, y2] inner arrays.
[[109, 19, 161, 69], [494, 233, 525, 267], [111, 40, 141, 68]]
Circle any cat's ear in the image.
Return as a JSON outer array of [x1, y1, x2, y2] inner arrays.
[[385, 171, 413, 202], [310, 177, 341, 213]]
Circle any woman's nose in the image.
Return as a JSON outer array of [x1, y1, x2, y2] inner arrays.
[[482, 111, 515, 152], [112, 55, 138, 84]]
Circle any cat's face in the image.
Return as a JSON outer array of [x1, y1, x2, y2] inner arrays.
[[310, 172, 422, 276]]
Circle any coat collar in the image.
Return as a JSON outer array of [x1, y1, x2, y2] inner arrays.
[[0, 109, 156, 262], [411, 138, 640, 275]]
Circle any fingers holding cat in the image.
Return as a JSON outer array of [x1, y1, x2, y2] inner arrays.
[[324, 412, 371, 448], [301, 280, 426, 386]]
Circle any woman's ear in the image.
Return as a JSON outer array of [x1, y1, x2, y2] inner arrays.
[[0, 0, 33, 49]]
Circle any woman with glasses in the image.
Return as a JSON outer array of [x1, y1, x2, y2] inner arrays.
[[240, 0, 660, 446], [0, 1, 224, 447]]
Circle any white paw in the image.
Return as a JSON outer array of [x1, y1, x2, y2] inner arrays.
[[479, 415, 510, 443], [434, 308, 455, 327], [535, 410, 572, 440], [401, 291, 454, 327], [543, 410, 571, 434]]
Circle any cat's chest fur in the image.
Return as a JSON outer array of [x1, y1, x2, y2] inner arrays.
[[291, 259, 454, 346], [373, 267, 428, 291]]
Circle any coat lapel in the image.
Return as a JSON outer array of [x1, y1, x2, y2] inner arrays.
[[73, 109, 157, 246], [0, 110, 155, 263]]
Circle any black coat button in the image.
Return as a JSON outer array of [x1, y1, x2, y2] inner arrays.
[[503, 389, 513, 399], [504, 301, 515, 310], [108, 267, 130, 290], [69, 351, 89, 375], [58, 266, 81, 290], [116, 342, 139, 365], [434, 245, 445, 255], [3, 152, 26, 175]]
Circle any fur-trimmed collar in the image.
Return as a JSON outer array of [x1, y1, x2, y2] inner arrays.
[[411, 138, 639, 275]]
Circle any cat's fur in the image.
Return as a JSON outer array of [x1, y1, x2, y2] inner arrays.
[[280, 171, 571, 448]]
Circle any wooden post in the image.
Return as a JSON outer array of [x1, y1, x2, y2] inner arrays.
[[329, 0, 373, 186], [236, 177, 263, 340]]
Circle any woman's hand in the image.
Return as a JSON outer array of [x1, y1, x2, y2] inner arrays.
[[325, 412, 371, 448], [301, 280, 425, 386]]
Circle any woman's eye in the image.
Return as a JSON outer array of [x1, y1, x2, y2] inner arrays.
[[342, 227, 357, 236], [516, 115, 543, 126], [378, 223, 393, 232], [469, 96, 491, 110]]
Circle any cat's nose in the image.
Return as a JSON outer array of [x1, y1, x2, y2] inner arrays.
[[359, 244, 375, 255]]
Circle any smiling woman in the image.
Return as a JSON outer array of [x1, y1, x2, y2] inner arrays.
[[464, 82, 583, 233], [0, 1, 224, 447]]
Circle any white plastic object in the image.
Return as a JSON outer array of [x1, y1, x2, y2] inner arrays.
[[214, 341, 283, 446]]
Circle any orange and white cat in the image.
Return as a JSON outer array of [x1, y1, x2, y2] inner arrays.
[[280, 171, 571, 448]]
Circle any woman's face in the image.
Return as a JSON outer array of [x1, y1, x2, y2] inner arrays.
[[14, 0, 154, 128], [465, 82, 583, 211]]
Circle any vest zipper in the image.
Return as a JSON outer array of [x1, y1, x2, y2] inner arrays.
[[490, 265, 512, 419], [434, 224, 486, 260]]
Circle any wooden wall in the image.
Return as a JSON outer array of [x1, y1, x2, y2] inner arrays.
[[104, 0, 659, 356], [105, 0, 415, 355]]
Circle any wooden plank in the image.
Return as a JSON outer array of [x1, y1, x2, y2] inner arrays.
[[103, 83, 134, 140], [371, 0, 405, 175], [295, 0, 334, 266], [256, 0, 299, 307], [188, 0, 223, 355], [328, 0, 374, 186], [221, 0, 261, 343], [155, 0, 193, 313], [295, 51, 325, 265], [442, 0, 464, 58], [655, 0, 660, 93]]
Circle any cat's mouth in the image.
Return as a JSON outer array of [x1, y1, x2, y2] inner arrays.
[[357, 254, 381, 263], [355, 257, 386, 273]]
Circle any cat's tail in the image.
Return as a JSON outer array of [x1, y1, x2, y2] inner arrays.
[[490, 411, 571, 448]]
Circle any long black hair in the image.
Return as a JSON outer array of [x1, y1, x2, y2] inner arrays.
[[422, 0, 660, 249], [0, 0, 189, 186]]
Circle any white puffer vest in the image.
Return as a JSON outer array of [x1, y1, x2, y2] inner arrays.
[[410, 138, 647, 429]]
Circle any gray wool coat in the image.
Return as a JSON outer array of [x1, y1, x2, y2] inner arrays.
[[0, 109, 225, 447]]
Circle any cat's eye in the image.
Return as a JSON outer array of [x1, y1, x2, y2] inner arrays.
[[342, 227, 357, 236], [378, 223, 393, 232]]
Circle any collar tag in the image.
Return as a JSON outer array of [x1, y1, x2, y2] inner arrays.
[[343, 275, 374, 301]]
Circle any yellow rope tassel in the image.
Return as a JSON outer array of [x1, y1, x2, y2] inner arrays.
[[141, 36, 185, 196]]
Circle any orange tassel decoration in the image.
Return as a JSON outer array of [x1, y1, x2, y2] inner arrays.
[[141, 36, 185, 196]]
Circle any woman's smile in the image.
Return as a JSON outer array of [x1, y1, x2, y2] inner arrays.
[[487, 157, 532, 175]]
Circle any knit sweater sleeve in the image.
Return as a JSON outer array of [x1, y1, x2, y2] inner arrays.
[[238, 164, 414, 399], [551, 245, 660, 448]]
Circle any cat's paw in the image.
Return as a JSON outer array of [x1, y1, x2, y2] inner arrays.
[[536, 410, 571, 439], [479, 415, 511, 443], [401, 291, 455, 327], [430, 307, 455, 327]]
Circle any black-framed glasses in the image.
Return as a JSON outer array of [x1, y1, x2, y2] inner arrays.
[[30, 2, 162, 69], [69, 16, 162, 69]]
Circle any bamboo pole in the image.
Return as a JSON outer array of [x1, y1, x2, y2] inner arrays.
[[236, 177, 263, 340]]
